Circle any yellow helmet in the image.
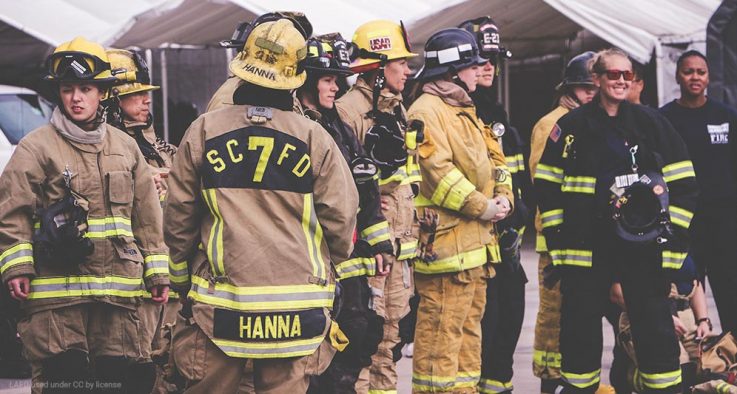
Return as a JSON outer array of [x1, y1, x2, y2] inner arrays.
[[229, 19, 307, 90], [45, 37, 117, 84], [350, 20, 417, 73], [106, 49, 159, 97]]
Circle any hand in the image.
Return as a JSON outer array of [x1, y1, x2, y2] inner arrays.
[[696, 320, 712, 339], [380, 197, 390, 212], [150, 285, 170, 304], [672, 315, 687, 337], [375, 253, 390, 276], [490, 195, 511, 222], [7, 276, 31, 301], [152, 172, 168, 198]]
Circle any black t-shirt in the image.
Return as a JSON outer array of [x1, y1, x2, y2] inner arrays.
[[660, 98, 737, 204]]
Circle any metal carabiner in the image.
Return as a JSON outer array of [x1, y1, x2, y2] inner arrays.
[[629, 144, 639, 173]]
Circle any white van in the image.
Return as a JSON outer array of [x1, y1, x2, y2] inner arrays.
[[0, 85, 53, 172]]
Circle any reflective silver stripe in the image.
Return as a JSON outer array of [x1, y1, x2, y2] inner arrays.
[[362, 222, 391, 245], [535, 165, 564, 183], [478, 378, 512, 393], [169, 259, 189, 283], [562, 176, 596, 194], [336, 257, 375, 280], [143, 254, 169, 277], [202, 189, 225, 276], [27, 276, 145, 299], [212, 336, 323, 358], [0, 242, 33, 274], [86, 216, 133, 238], [411, 377, 455, 390]]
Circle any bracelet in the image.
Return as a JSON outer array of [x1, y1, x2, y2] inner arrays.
[[696, 317, 713, 330]]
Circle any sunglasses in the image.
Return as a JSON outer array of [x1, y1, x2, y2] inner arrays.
[[604, 69, 635, 81]]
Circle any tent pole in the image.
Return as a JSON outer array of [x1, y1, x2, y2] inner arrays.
[[503, 60, 510, 119], [160, 50, 169, 142], [655, 40, 665, 106]]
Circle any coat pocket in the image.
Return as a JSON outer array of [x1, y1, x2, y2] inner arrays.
[[108, 171, 134, 205]]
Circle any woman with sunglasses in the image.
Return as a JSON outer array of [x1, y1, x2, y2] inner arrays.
[[535, 48, 698, 393], [0, 37, 168, 393], [297, 35, 393, 393]]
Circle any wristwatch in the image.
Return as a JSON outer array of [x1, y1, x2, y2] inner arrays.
[[696, 317, 713, 331]]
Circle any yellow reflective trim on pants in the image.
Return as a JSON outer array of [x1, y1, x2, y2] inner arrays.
[[211, 335, 324, 359], [397, 240, 418, 260], [188, 275, 334, 311], [550, 249, 593, 267], [663, 160, 695, 183], [335, 257, 376, 280], [562, 176, 596, 194], [202, 189, 225, 276], [535, 164, 564, 184], [669, 205, 694, 229], [533, 349, 561, 369], [27, 275, 145, 300], [637, 368, 682, 389], [143, 254, 169, 278], [662, 250, 687, 269], [478, 378, 513, 393], [535, 233, 548, 252], [412, 372, 456, 391], [0, 242, 33, 274], [302, 193, 326, 281], [169, 258, 189, 285], [414, 246, 488, 274], [540, 209, 564, 229], [561, 368, 601, 389], [361, 221, 391, 246], [454, 371, 480, 388], [431, 168, 476, 211]]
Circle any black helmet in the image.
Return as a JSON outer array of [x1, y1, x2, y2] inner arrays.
[[611, 171, 672, 244], [414, 28, 484, 81], [556, 51, 596, 90], [219, 11, 313, 48], [301, 34, 355, 76], [458, 16, 512, 61]]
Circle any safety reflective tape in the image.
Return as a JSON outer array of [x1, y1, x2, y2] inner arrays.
[[361, 221, 391, 246], [488, 243, 501, 263], [403, 161, 422, 185], [716, 382, 733, 394], [431, 168, 476, 211], [478, 378, 513, 393], [505, 153, 525, 174], [540, 209, 564, 228], [533, 350, 561, 369], [412, 373, 456, 391], [188, 275, 335, 311], [414, 246, 487, 274], [143, 254, 169, 278], [561, 369, 601, 389], [367, 390, 398, 394], [85, 216, 133, 238], [562, 176, 596, 194], [454, 371, 480, 388], [550, 249, 593, 267], [406, 131, 418, 150], [397, 240, 418, 260], [535, 233, 548, 253], [414, 193, 433, 207], [202, 189, 225, 276], [335, 257, 376, 280], [662, 250, 687, 270], [669, 205, 694, 229], [302, 193, 326, 281], [637, 369, 682, 389], [27, 275, 145, 300], [662, 160, 695, 183], [0, 242, 33, 274], [169, 259, 189, 284], [534, 164, 564, 184], [211, 335, 324, 359]]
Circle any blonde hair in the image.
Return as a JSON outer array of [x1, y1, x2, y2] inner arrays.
[[589, 48, 631, 75]]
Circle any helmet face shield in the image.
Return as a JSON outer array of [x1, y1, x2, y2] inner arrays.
[[47, 51, 111, 81]]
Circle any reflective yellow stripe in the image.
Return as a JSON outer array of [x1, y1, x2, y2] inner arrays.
[[505, 153, 525, 174], [202, 189, 225, 276], [414, 246, 488, 274], [27, 275, 145, 299], [188, 275, 334, 311], [454, 371, 480, 388], [478, 378, 513, 393], [562, 176, 596, 194], [368, 390, 398, 394], [637, 369, 681, 389], [169, 259, 189, 285], [550, 249, 593, 267], [540, 209, 564, 228], [534, 164, 564, 184], [431, 168, 476, 211], [663, 160, 695, 183], [412, 373, 456, 391], [716, 381, 733, 394], [397, 240, 418, 260], [335, 257, 375, 280], [143, 254, 169, 278], [406, 130, 418, 150], [85, 216, 133, 238], [535, 233, 548, 252], [361, 221, 391, 246], [533, 349, 561, 369], [496, 166, 513, 189], [211, 335, 324, 359], [414, 194, 433, 207], [403, 157, 421, 185], [0, 242, 33, 274], [488, 243, 501, 263], [302, 193, 326, 281], [662, 250, 687, 270], [561, 368, 601, 389], [669, 205, 693, 229]]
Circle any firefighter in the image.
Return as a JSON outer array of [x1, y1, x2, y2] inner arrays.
[[297, 33, 392, 394], [334, 19, 420, 394], [0, 36, 169, 393], [409, 28, 512, 393], [460, 16, 530, 394], [660, 49, 737, 335], [535, 48, 699, 393], [164, 20, 358, 393], [104, 48, 180, 393], [528, 50, 597, 394]]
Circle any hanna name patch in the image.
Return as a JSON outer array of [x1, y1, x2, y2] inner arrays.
[[213, 308, 326, 342]]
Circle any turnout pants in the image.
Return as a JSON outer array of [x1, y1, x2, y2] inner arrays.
[[479, 259, 527, 393], [533, 252, 562, 382], [559, 240, 681, 393], [412, 265, 487, 393]]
